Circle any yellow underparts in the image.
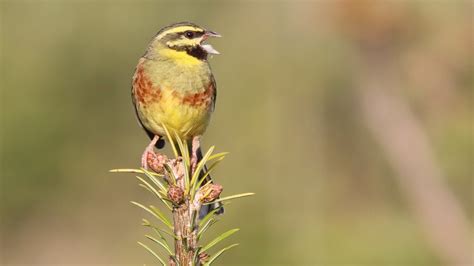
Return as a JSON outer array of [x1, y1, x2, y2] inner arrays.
[[138, 87, 211, 140]]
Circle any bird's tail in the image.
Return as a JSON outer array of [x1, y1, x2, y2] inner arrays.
[[194, 146, 225, 219]]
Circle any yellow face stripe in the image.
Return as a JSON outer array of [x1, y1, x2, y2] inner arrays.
[[157, 26, 204, 39], [166, 38, 201, 48], [158, 48, 201, 66]]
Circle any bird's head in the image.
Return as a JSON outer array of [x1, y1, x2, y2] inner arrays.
[[146, 22, 221, 61]]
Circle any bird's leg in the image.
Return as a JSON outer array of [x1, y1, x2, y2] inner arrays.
[[190, 136, 201, 175], [141, 135, 160, 169]]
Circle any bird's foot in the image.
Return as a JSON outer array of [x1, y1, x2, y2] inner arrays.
[[141, 135, 161, 169], [190, 136, 201, 174], [141, 150, 149, 169]]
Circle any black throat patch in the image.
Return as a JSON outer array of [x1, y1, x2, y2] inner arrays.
[[186, 45, 208, 60], [169, 44, 208, 61]]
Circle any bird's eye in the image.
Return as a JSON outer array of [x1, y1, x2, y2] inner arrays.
[[184, 31, 194, 39]]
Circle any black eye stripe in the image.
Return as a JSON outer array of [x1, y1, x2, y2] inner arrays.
[[182, 31, 204, 39]]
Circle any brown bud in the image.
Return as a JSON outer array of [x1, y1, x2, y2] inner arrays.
[[167, 185, 184, 205], [199, 183, 223, 203], [147, 151, 168, 173], [198, 252, 210, 263]]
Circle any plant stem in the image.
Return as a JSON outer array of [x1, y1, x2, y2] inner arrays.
[[172, 202, 198, 265]]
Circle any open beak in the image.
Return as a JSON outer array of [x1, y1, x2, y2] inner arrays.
[[201, 30, 221, 55], [205, 30, 221, 38]]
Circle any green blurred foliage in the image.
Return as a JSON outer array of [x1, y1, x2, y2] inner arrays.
[[0, 1, 472, 265]]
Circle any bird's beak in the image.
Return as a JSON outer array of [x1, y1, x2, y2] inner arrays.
[[201, 30, 221, 55], [205, 30, 221, 38]]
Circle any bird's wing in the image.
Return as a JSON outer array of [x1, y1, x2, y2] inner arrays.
[[131, 59, 165, 148], [210, 73, 217, 112]]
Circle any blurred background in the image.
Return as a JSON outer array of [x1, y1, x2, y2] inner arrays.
[[1, 0, 472, 265]]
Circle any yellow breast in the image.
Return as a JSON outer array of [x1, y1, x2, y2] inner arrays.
[[133, 56, 215, 140], [137, 87, 213, 139]]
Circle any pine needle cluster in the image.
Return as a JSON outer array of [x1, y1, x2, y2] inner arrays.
[[111, 127, 253, 265]]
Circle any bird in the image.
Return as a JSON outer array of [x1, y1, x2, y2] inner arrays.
[[131, 22, 223, 215]]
